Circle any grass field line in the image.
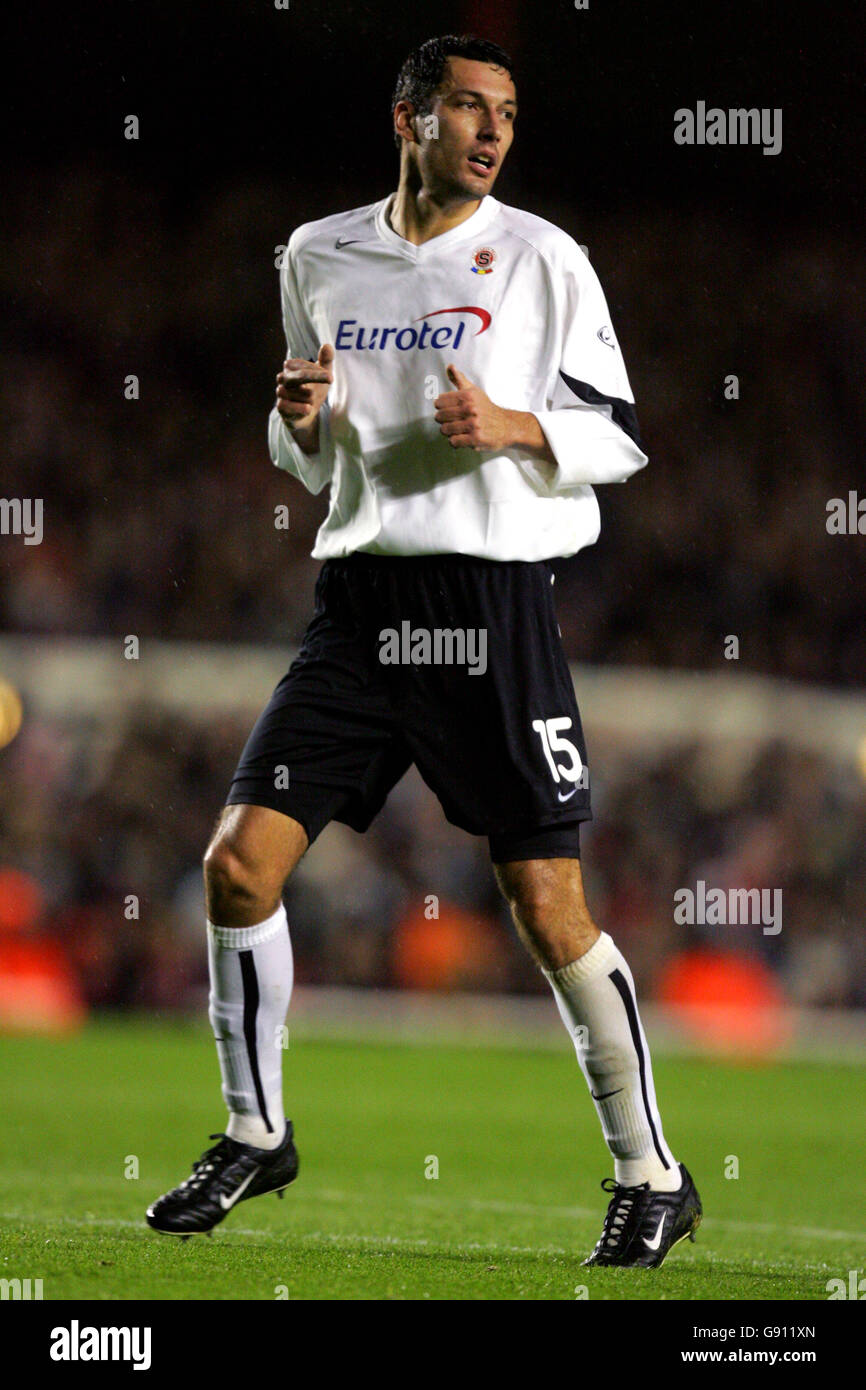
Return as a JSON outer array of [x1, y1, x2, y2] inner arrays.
[[6, 1173, 866, 1247], [288, 1232, 834, 1275], [0, 1214, 837, 1277], [313, 1186, 866, 1244], [0, 1211, 571, 1257], [4, 1187, 865, 1246]]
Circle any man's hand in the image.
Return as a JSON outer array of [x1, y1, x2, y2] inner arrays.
[[433, 365, 514, 451], [275, 343, 335, 453], [433, 365, 554, 465]]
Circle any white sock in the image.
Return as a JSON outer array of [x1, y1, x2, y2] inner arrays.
[[543, 931, 681, 1191], [207, 903, 293, 1151]]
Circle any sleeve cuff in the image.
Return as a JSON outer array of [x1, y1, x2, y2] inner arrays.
[[531, 407, 648, 492], [268, 405, 332, 495]]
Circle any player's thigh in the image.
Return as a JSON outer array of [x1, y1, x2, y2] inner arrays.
[[205, 803, 309, 899], [392, 555, 591, 838]]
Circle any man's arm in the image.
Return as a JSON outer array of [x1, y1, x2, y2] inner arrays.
[[433, 241, 647, 493], [434, 364, 555, 463], [275, 343, 335, 455], [269, 238, 336, 491]]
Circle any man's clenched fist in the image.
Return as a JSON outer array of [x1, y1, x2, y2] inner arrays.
[[433, 364, 516, 451], [276, 343, 335, 450]]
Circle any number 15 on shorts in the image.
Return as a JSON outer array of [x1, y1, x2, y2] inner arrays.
[[532, 717, 589, 794]]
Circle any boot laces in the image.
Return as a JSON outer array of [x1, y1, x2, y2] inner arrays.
[[597, 1177, 649, 1251], [180, 1134, 238, 1192]]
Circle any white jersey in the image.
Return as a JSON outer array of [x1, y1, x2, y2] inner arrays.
[[270, 192, 647, 561]]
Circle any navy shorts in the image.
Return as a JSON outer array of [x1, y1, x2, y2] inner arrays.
[[226, 553, 591, 862]]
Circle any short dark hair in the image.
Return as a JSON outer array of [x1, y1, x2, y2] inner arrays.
[[391, 35, 515, 147]]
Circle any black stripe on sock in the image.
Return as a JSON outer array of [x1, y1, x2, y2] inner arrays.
[[608, 967, 669, 1170], [239, 949, 274, 1134]]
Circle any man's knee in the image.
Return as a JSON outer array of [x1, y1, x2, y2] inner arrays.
[[204, 837, 265, 917], [495, 857, 598, 968], [203, 805, 307, 925]]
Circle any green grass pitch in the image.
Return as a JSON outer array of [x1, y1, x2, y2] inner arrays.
[[1, 1019, 864, 1300]]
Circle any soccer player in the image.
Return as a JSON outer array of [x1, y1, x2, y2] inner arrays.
[[147, 34, 701, 1268]]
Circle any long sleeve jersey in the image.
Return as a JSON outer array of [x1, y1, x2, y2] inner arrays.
[[269, 192, 647, 561]]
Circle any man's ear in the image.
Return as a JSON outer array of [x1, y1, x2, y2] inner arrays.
[[393, 100, 418, 145]]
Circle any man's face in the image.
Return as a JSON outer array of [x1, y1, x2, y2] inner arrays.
[[404, 56, 517, 201]]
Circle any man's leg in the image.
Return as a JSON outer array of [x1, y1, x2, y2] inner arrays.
[[203, 804, 308, 1150], [147, 558, 413, 1235], [146, 804, 307, 1234], [494, 856, 680, 1191]]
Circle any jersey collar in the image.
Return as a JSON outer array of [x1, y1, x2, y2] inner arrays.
[[374, 192, 500, 261]]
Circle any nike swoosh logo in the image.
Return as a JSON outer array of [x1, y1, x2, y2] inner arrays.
[[590, 1088, 623, 1101], [643, 1214, 667, 1251], [557, 787, 578, 801], [335, 237, 365, 248], [218, 1168, 259, 1210]]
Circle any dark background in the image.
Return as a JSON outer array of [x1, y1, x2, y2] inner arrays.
[[3, 0, 864, 678], [1, 2, 865, 1011], [5, 1, 863, 220]]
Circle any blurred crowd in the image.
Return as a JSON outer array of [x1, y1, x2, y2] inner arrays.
[[2, 167, 864, 1017], [2, 167, 865, 682], [1, 703, 864, 1012]]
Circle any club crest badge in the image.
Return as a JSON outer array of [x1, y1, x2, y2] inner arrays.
[[471, 246, 497, 275]]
